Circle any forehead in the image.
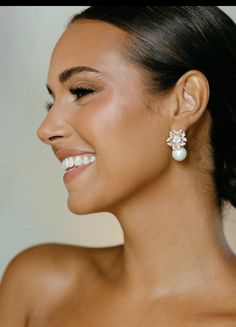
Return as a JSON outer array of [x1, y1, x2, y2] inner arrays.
[[48, 19, 131, 80]]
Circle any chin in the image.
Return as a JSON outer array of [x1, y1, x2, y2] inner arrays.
[[66, 193, 109, 215], [67, 198, 94, 215]]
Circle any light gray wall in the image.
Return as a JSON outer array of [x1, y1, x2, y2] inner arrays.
[[0, 6, 236, 278]]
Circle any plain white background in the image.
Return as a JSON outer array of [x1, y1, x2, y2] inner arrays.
[[0, 6, 236, 278]]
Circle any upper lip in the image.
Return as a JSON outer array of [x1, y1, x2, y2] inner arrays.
[[54, 149, 96, 162]]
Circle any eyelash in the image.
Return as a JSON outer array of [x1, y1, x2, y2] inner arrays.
[[44, 87, 96, 112]]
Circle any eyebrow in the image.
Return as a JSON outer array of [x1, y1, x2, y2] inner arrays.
[[46, 65, 103, 97]]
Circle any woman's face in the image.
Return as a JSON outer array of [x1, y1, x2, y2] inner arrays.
[[37, 19, 171, 215]]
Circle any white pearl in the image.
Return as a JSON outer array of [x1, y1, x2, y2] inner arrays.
[[172, 147, 187, 161]]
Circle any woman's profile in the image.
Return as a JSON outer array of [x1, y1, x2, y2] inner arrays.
[[1, 5, 236, 326]]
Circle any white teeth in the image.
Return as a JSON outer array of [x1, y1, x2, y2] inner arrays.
[[90, 155, 96, 163], [68, 157, 74, 168], [64, 158, 69, 170], [61, 154, 96, 171], [82, 156, 90, 165], [74, 156, 82, 166]]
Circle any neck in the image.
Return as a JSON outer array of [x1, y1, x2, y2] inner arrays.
[[111, 164, 233, 297]]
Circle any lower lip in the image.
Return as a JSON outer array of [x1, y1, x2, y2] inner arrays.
[[63, 163, 93, 184]]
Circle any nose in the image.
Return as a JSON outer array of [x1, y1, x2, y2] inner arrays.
[[37, 111, 72, 145]]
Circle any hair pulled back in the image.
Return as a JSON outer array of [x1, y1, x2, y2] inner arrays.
[[69, 6, 236, 210]]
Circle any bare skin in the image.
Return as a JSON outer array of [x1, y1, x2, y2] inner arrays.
[[1, 19, 236, 326]]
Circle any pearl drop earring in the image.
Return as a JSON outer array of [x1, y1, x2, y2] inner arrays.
[[166, 129, 187, 161]]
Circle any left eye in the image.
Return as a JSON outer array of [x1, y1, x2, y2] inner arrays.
[[44, 87, 95, 112], [44, 101, 53, 112]]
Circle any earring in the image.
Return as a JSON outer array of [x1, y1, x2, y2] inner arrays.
[[166, 129, 187, 161]]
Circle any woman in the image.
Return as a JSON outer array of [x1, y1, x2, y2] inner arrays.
[[1, 6, 236, 326]]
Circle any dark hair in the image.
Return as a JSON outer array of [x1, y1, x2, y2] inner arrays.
[[69, 6, 236, 210]]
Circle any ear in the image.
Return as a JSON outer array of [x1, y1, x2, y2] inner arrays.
[[171, 70, 210, 130]]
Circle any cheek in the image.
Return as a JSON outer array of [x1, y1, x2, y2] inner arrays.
[[66, 93, 170, 214], [80, 96, 169, 191]]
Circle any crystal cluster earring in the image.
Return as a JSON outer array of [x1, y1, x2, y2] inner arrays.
[[166, 129, 187, 161]]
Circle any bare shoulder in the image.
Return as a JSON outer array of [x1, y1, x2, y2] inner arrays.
[[0, 242, 121, 294], [0, 243, 93, 288], [0, 244, 88, 325], [0, 243, 123, 326]]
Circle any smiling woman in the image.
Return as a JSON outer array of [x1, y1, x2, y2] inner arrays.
[[1, 6, 236, 327]]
